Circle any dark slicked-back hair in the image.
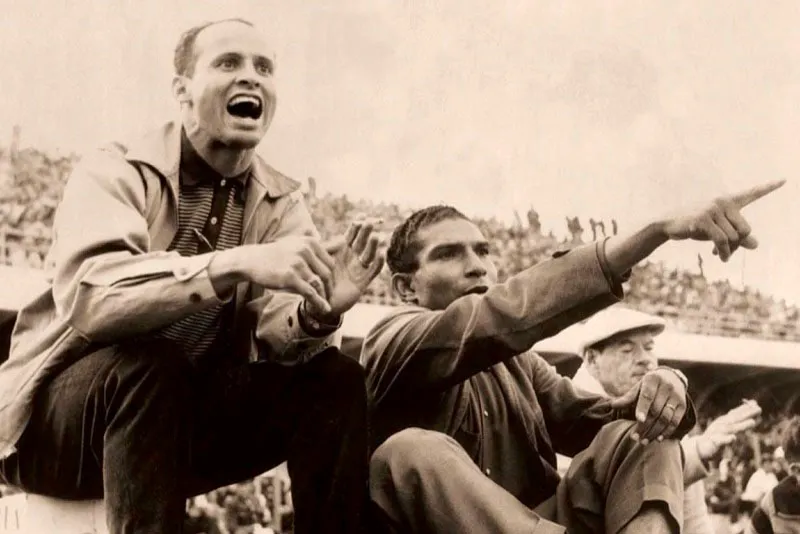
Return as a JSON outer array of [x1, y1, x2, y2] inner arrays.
[[174, 18, 255, 77], [386, 205, 470, 275], [783, 416, 800, 461]]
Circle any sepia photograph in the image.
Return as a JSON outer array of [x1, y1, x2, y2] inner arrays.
[[0, 1, 798, 532]]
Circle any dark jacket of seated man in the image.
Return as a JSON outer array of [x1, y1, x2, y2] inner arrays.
[[360, 206, 697, 510]]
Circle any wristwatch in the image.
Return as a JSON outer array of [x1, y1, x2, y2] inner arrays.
[[298, 301, 341, 336]]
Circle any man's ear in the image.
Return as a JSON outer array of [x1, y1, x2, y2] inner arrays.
[[172, 75, 192, 105], [392, 272, 417, 304]]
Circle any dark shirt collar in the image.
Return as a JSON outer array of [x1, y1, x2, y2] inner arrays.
[[179, 129, 250, 188]]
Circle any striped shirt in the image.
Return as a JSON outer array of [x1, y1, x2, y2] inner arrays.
[[152, 131, 247, 363]]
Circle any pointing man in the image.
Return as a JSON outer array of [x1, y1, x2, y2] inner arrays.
[[362, 179, 782, 533]]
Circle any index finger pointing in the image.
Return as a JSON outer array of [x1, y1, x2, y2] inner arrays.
[[730, 179, 786, 209]]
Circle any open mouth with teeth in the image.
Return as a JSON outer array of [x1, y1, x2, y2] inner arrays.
[[226, 95, 263, 120]]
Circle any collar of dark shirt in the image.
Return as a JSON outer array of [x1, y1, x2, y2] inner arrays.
[[179, 128, 250, 188]]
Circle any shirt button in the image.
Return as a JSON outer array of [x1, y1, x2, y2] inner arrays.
[[210, 216, 218, 225], [483, 410, 489, 417], [485, 468, 491, 476], [220, 179, 227, 187]]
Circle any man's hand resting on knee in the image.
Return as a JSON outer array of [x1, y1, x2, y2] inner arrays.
[[610, 368, 689, 445]]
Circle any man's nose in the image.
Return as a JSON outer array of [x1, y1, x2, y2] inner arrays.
[[236, 64, 261, 88], [639, 352, 658, 370], [464, 251, 487, 278]]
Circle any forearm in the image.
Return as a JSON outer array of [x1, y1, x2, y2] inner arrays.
[[364, 242, 624, 393], [604, 220, 669, 279], [66, 251, 232, 341], [208, 246, 255, 298]]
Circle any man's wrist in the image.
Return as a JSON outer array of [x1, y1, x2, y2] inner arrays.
[[208, 247, 252, 298], [604, 221, 669, 281], [656, 365, 689, 390]]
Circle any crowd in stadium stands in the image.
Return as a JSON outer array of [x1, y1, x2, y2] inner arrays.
[[3, 145, 800, 533], [2, 146, 800, 341]]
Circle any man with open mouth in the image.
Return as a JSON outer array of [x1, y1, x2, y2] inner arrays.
[[0, 18, 381, 534]]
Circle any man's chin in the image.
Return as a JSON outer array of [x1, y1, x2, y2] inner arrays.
[[221, 130, 265, 149]]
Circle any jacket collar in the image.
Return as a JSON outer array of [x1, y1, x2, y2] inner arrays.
[[121, 120, 301, 199], [571, 364, 609, 397]]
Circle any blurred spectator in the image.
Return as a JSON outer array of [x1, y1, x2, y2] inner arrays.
[[741, 457, 780, 515], [184, 496, 224, 534]]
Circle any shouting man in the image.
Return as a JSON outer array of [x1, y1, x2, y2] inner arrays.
[[0, 19, 382, 534]]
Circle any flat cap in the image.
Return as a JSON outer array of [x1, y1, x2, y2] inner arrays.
[[577, 306, 666, 356]]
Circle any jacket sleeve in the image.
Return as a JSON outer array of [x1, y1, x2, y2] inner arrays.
[[361, 241, 624, 402], [534, 355, 698, 457], [527, 354, 619, 456], [681, 436, 711, 486], [49, 150, 229, 343], [682, 481, 716, 534], [249, 192, 341, 364]]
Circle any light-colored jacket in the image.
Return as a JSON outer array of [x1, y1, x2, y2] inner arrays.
[[572, 364, 714, 534], [0, 121, 338, 460]]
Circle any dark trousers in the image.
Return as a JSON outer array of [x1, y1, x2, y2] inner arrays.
[[0, 339, 370, 534], [370, 421, 684, 534]]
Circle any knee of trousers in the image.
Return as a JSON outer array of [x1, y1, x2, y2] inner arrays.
[[103, 341, 194, 398], [586, 420, 684, 487], [370, 428, 460, 489], [308, 347, 367, 396], [595, 420, 683, 457]]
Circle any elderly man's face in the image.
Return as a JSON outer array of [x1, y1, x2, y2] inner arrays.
[[587, 328, 659, 398], [176, 21, 278, 149]]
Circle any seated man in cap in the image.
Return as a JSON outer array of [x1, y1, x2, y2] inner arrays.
[[572, 305, 762, 534], [361, 179, 782, 534]]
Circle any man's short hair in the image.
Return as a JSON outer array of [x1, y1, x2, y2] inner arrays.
[[783, 416, 800, 461], [386, 205, 469, 275], [174, 18, 255, 77]]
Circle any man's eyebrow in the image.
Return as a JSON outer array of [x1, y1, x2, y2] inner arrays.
[[428, 242, 463, 254], [213, 51, 242, 61], [255, 54, 275, 66], [427, 240, 489, 254]]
